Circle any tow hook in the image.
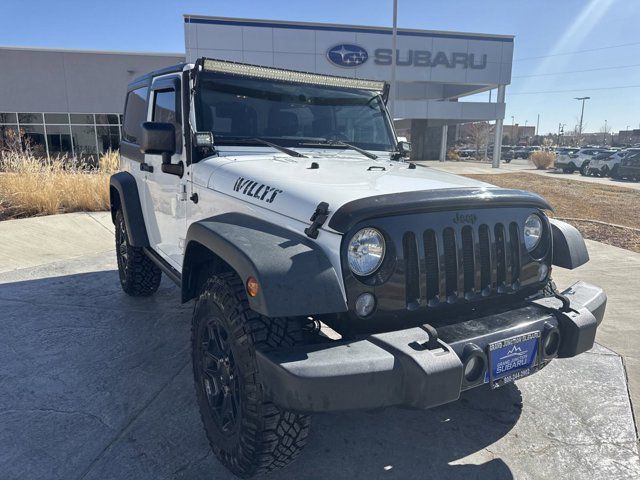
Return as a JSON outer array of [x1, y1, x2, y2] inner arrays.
[[549, 282, 574, 313], [304, 202, 329, 239]]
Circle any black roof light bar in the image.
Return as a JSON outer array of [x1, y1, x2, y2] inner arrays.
[[199, 57, 388, 98]]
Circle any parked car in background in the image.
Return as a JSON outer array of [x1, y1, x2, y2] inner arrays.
[[457, 148, 476, 158], [614, 150, 640, 181], [502, 146, 515, 162], [587, 149, 636, 177], [513, 147, 529, 159], [555, 147, 612, 174]]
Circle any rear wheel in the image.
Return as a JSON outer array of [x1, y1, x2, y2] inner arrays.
[[192, 272, 310, 478], [611, 165, 621, 179], [579, 162, 590, 176], [601, 165, 610, 177], [114, 210, 161, 296], [564, 162, 576, 174]]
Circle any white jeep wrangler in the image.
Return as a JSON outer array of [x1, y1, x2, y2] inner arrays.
[[110, 58, 606, 478]]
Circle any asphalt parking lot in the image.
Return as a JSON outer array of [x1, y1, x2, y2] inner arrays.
[[429, 158, 640, 190], [1, 212, 640, 479]]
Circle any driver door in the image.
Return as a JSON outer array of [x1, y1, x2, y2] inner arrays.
[[143, 74, 188, 269]]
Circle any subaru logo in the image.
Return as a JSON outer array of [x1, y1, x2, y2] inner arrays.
[[327, 44, 368, 67]]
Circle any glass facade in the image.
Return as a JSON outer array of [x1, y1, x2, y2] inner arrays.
[[0, 111, 122, 159]]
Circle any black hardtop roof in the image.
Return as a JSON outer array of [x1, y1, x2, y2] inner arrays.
[[127, 63, 187, 90]]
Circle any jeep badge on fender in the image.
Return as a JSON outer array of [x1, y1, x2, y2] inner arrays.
[[110, 57, 605, 478]]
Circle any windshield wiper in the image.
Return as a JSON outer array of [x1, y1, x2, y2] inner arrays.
[[251, 138, 307, 158], [215, 136, 306, 158], [300, 140, 378, 160]]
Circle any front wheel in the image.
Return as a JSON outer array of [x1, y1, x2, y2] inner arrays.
[[192, 272, 310, 477], [114, 210, 161, 296]]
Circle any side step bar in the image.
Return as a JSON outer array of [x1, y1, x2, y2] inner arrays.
[[143, 247, 182, 287]]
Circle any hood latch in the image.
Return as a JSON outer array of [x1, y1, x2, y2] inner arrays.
[[304, 202, 329, 239]]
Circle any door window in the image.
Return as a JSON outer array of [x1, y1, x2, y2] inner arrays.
[[122, 87, 148, 144], [152, 89, 182, 154]]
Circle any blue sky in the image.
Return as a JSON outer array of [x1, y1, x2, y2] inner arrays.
[[1, 0, 639, 135]]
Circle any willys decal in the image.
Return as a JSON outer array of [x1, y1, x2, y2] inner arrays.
[[233, 177, 283, 204]]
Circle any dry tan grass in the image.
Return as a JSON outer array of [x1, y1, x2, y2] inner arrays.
[[0, 150, 119, 219], [530, 151, 556, 170], [466, 172, 640, 252]]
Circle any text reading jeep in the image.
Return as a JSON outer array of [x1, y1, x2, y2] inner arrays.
[[110, 58, 606, 478]]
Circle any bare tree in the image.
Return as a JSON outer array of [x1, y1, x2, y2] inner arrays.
[[467, 122, 490, 160], [599, 122, 611, 145]]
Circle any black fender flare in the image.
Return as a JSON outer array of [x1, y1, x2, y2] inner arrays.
[[109, 171, 149, 248], [549, 219, 589, 269], [182, 213, 347, 317]]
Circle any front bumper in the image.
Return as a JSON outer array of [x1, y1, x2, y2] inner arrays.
[[257, 281, 606, 413]]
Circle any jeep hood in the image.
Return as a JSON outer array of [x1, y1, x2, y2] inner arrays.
[[194, 153, 497, 230]]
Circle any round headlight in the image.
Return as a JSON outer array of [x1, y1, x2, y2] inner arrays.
[[347, 228, 385, 276], [524, 214, 543, 252]]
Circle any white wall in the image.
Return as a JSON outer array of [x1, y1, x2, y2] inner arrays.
[[184, 16, 513, 88]]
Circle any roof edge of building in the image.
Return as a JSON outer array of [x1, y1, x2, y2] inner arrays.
[[0, 45, 185, 57], [182, 14, 515, 41]]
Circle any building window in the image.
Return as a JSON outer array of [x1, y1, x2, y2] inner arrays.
[[70, 113, 95, 125], [97, 125, 120, 153], [71, 125, 98, 159], [46, 125, 73, 156], [0, 113, 18, 124], [44, 113, 70, 124], [0, 112, 123, 160], [0, 125, 20, 151], [21, 124, 47, 156], [18, 113, 44, 124]]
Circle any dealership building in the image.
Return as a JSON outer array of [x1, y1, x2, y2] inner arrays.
[[0, 15, 513, 161]]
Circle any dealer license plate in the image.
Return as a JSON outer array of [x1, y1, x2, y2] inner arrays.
[[487, 331, 540, 389]]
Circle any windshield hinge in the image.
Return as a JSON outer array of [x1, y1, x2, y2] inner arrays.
[[304, 202, 330, 239]]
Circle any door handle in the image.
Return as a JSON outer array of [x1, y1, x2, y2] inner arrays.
[[140, 162, 154, 173]]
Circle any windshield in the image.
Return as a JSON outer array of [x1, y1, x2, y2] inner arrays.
[[195, 72, 396, 151]]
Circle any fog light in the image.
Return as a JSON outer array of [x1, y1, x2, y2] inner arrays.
[[464, 356, 483, 381], [355, 293, 376, 317], [543, 330, 561, 357], [462, 344, 486, 383]]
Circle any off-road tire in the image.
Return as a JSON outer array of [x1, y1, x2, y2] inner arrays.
[[114, 210, 161, 296], [192, 272, 310, 478]]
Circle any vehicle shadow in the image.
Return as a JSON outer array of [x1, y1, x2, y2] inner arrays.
[[0, 268, 519, 480], [280, 385, 520, 480]]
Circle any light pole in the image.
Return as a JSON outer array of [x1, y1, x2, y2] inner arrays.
[[389, 0, 398, 120], [626, 125, 631, 144], [511, 116, 515, 143], [603, 119, 607, 145], [575, 97, 590, 146], [558, 123, 565, 146]]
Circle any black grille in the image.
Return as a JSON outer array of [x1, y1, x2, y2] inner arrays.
[[403, 222, 522, 307]]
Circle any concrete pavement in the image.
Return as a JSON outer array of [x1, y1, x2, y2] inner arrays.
[[1, 213, 639, 479]]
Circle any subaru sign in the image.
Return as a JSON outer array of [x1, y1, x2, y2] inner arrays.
[[326, 44, 368, 67]]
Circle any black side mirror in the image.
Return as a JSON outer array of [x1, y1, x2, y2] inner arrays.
[[398, 140, 412, 157], [140, 122, 183, 177], [140, 122, 176, 162]]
